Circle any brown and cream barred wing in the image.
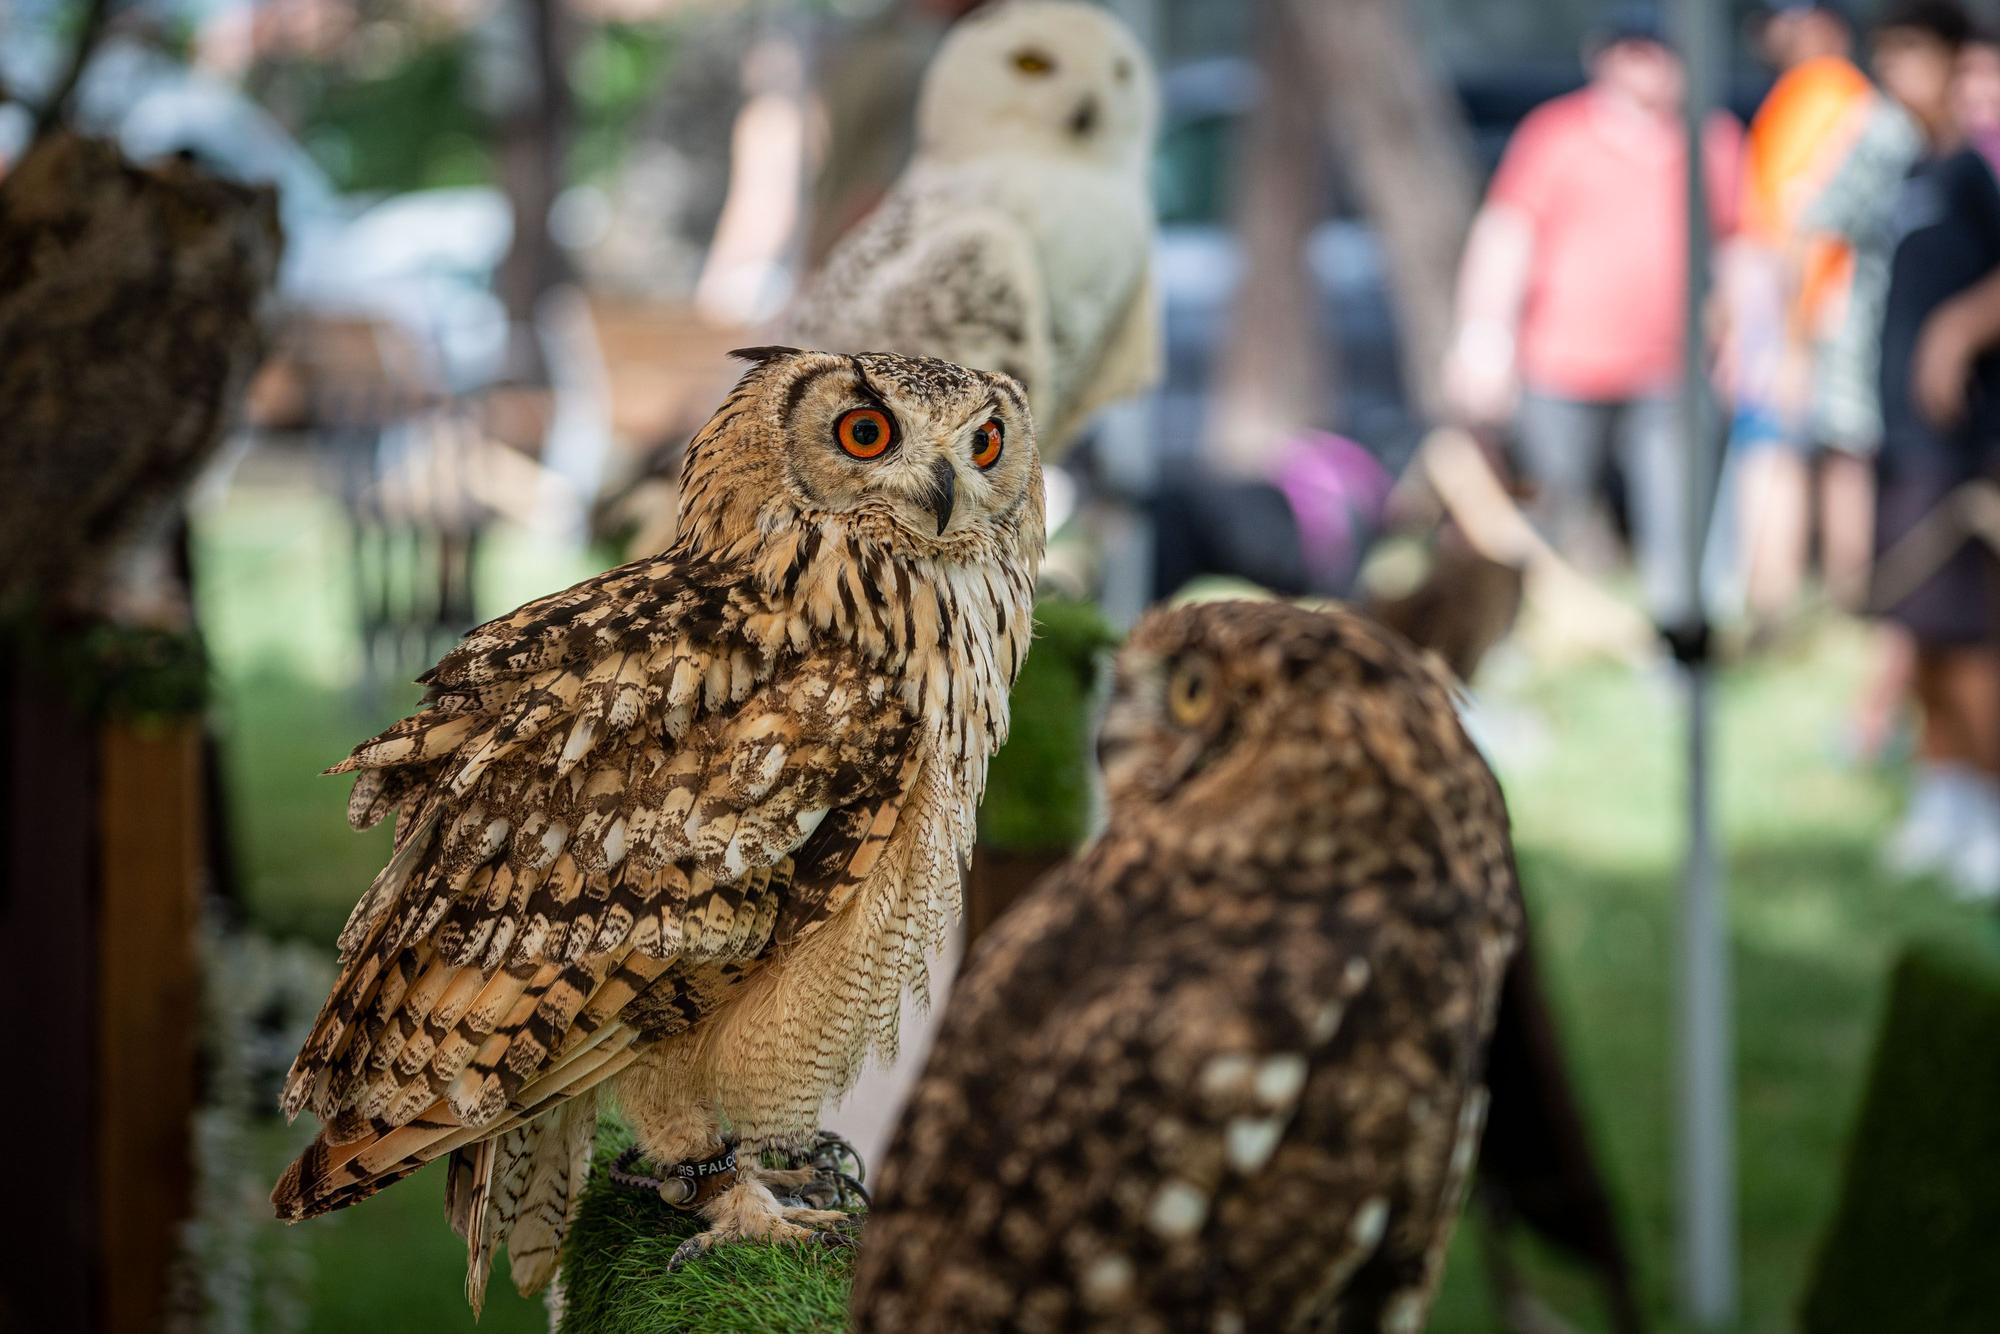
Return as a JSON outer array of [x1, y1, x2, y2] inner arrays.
[[276, 629, 920, 1221], [273, 764, 922, 1227]]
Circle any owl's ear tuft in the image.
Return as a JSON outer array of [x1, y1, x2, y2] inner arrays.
[[730, 345, 803, 366]]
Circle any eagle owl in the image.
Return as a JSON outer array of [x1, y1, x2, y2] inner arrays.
[[272, 349, 1044, 1307], [852, 600, 1523, 1332], [790, 0, 1160, 457]]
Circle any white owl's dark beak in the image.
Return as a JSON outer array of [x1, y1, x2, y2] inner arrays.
[[925, 457, 957, 534], [1068, 96, 1099, 138]]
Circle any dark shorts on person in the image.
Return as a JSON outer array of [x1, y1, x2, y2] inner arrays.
[[1871, 147, 2000, 646], [1873, 456, 1999, 645]]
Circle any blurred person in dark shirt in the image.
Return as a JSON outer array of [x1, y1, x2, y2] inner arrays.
[[1801, 2, 1966, 764], [1865, 1, 2000, 899]]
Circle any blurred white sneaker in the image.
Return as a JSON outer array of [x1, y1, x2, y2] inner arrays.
[[1947, 780, 2000, 903], [1883, 764, 1972, 880]]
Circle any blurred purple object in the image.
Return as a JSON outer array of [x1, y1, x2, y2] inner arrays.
[[1271, 430, 1394, 588]]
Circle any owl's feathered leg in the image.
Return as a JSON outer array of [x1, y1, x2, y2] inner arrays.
[[619, 1058, 853, 1266]]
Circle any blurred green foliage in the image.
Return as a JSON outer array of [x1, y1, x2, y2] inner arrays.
[[289, 40, 491, 194], [572, 24, 680, 185], [2, 615, 206, 720], [279, 22, 679, 196], [978, 598, 1118, 853]]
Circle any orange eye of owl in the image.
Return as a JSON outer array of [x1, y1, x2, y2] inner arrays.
[[1013, 49, 1054, 75], [836, 407, 893, 459], [971, 419, 1004, 470]]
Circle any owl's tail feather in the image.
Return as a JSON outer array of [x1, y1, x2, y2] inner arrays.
[[447, 1094, 600, 1314], [271, 1026, 637, 1215]]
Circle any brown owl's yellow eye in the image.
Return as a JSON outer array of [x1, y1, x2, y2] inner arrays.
[[1013, 49, 1055, 75], [971, 419, 1004, 470], [1166, 659, 1214, 727], [836, 407, 893, 459]]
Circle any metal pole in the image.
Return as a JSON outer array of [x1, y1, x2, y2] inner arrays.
[[1094, 0, 1163, 630], [1674, 0, 1737, 1325]]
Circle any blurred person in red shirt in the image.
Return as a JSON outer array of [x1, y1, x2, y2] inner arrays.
[[1445, 5, 1743, 627]]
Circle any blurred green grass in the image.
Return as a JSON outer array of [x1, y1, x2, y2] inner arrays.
[[195, 484, 1997, 1332]]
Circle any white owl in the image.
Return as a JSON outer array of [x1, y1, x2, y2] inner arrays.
[[791, 0, 1161, 458]]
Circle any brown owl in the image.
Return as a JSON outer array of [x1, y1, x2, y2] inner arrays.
[[0, 132, 280, 619], [271, 349, 1043, 1308], [851, 599, 1522, 1333]]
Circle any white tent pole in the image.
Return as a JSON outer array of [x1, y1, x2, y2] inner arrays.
[[1674, 0, 1737, 1326]]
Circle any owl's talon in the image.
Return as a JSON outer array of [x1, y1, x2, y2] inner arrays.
[[665, 1220, 851, 1268], [663, 1176, 860, 1270], [667, 1234, 713, 1270]]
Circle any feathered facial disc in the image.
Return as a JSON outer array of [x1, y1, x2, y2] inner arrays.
[[917, 0, 1159, 169], [1095, 600, 1463, 827], [737, 348, 1040, 552]]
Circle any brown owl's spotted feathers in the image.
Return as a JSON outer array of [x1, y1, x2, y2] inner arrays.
[[0, 132, 280, 616], [852, 600, 1522, 1333], [274, 350, 1042, 1307]]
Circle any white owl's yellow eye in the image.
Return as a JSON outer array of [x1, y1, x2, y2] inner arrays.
[[1166, 659, 1215, 727], [1012, 49, 1055, 76]]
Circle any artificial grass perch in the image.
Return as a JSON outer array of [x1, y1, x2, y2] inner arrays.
[[558, 1128, 856, 1334]]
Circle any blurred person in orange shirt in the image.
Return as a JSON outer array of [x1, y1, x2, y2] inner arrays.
[[1732, 1, 1878, 624], [1445, 5, 1743, 628]]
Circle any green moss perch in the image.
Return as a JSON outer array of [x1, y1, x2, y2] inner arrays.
[[559, 1129, 856, 1334]]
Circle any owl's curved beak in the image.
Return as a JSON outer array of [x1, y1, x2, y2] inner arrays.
[[925, 457, 957, 535], [1068, 96, 1099, 139]]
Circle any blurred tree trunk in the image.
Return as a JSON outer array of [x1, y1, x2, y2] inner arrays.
[[1288, 0, 1479, 423], [493, 0, 575, 388], [1206, 1, 1331, 477], [32, 0, 119, 139]]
